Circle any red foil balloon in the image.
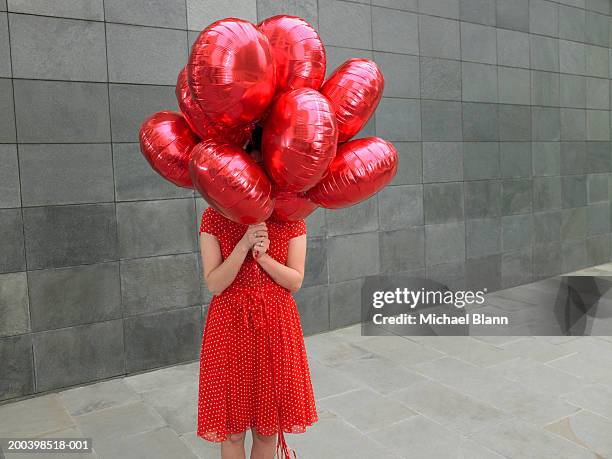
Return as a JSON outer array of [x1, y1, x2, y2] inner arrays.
[[189, 140, 274, 224], [258, 15, 326, 93], [307, 137, 398, 209], [262, 88, 338, 192], [139, 110, 199, 189], [271, 191, 318, 222], [321, 58, 384, 143], [188, 18, 276, 127], [175, 67, 253, 147]]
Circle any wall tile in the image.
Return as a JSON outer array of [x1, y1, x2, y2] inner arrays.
[[560, 108, 586, 142], [425, 221, 466, 265], [532, 107, 560, 141], [461, 22, 497, 64], [420, 57, 461, 101], [587, 173, 609, 203], [500, 142, 531, 177], [378, 185, 423, 230], [586, 110, 609, 141], [463, 103, 498, 141], [0, 272, 29, 337], [502, 178, 532, 215], [328, 232, 379, 282], [0, 334, 34, 400], [28, 263, 121, 331], [422, 142, 463, 182], [465, 180, 502, 218], [295, 285, 329, 335], [502, 214, 532, 250], [113, 143, 193, 201], [7, 0, 103, 20], [106, 24, 187, 85], [466, 218, 500, 258], [105, 0, 186, 28], [121, 253, 201, 316], [0, 78, 15, 142], [533, 142, 561, 176], [559, 41, 586, 75], [373, 52, 419, 99], [559, 5, 585, 42], [419, 15, 460, 59], [531, 71, 559, 107], [530, 35, 559, 72], [586, 0, 609, 13], [376, 98, 421, 141], [0, 145, 20, 208], [0, 209, 25, 273], [497, 29, 530, 68], [586, 141, 611, 173], [462, 62, 498, 102], [533, 177, 562, 211], [379, 227, 425, 273], [19, 144, 114, 207], [561, 239, 587, 272], [586, 77, 609, 110], [419, 0, 459, 19], [533, 241, 562, 279], [561, 207, 586, 240], [498, 67, 531, 105], [421, 100, 463, 141], [117, 199, 195, 259], [33, 319, 124, 392], [529, 0, 558, 37], [306, 208, 326, 239], [326, 197, 378, 236], [109, 84, 177, 143], [463, 141, 500, 179], [13, 80, 110, 143], [318, 0, 371, 49], [371, 0, 418, 12], [585, 44, 608, 77], [125, 306, 202, 372], [23, 203, 118, 270], [391, 142, 422, 185], [0, 13, 10, 77], [562, 175, 587, 208], [325, 46, 373, 78], [560, 74, 586, 108], [587, 202, 610, 235], [329, 279, 362, 329], [460, 0, 496, 26], [9, 14, 106, 81], [426, 260, 466, 290], [496, 0, 529, 32], [587, 234, 610, 265], [372, 7, 418, 54], [501, 248, 532, 288], [257, 0, 318, 27], [466, 253, 501, 290], [423, 182, 464, 224], [304, 238, 328, 287], [499, 105, 531, 141], [186, 0, 255, 30], [585, 11, 609, 47]]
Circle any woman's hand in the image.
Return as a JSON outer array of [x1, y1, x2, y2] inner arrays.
[[252, 235, 270, 259], [238, 222, 268, 253]]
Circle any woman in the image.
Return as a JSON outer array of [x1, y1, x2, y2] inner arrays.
[[197, 204, 318, 459]]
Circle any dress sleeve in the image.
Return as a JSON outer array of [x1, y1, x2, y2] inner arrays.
[[199, 207, 218, 237], [287, 219, 307, 239]]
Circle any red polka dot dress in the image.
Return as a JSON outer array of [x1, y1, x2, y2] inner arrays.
[[197, 206, 318, 458]]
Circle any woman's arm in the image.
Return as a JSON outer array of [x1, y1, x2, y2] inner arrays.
[[200, 223, 268, 295], [255, 235, 307, 292]]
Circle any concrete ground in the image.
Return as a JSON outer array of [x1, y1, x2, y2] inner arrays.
[[2, 264, 612, 458]]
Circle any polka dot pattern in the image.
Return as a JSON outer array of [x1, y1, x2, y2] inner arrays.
[[197, 207, 318, 456]]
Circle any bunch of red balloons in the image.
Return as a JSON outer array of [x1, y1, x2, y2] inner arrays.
[[139, 16, 398, 224]]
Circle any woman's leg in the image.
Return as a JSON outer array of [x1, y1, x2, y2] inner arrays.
[[221, 431, 247, 459], [250, 428, 277, 459]]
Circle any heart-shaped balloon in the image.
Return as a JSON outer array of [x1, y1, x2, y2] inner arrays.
[[307, 137, 398, 208], [262, 88, 338, 192], [321, 58, 384, 143], [271, 191, 318, 222], [139, 110, 199, 188], [190, 140, 274, 224], [175, 67, 253, 147], [188, 18, 276, 127], [258, 15, 326, 94]]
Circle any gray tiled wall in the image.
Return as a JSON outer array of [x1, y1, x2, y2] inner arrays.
[[1, 0, 612, 402]]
